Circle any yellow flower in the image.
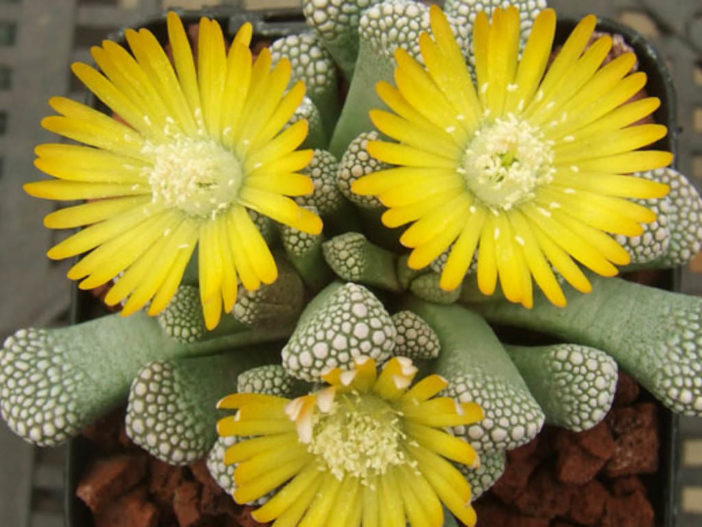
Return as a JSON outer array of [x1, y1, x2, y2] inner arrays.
[[217, 356, 483, 526], [25, 13, 322, 329], [352, 6, 672, 308]]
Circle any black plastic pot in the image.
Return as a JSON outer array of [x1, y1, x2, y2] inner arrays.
[[63, 7, 680, 527]]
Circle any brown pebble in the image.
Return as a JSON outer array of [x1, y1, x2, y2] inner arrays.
[[568, 479, 608, 525], [93, 485, 158, 527], [613, 372, 640, 407], [173, 481, 202, 527], [600, 489, 654, 527], [76, 454, 147, 513], [513, 468, 572, 519], [609, 476, 646, 497], [605, 426, 659, 477], [148, 458, 184, 506], [555, 432, 607, 485], [492, 449, 542, 503], [577, 422, 616, 461], [606, 403, 657, 436]]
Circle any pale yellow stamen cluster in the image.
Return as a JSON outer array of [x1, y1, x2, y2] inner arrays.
[[143, 134, 243, 219], [460, 113, 555, 210], [307, 391, 408, 486]]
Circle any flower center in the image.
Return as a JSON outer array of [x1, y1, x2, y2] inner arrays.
[[460, 114, 555, 210], [307, 392, 407, 485], [143, 135, 243, 219]]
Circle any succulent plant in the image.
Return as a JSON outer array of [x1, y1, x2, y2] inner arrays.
[[3, 2, 702, 526]]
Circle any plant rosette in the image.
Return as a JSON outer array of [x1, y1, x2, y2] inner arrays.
[[0, 1, 700, 527]]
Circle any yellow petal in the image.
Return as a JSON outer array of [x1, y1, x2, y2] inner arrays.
[[233, 457, 311, 505], [239, 188, 322, 235], [197, 17, 227, 138], [476, 214, 498, 296], [535, 187, 644, 236], [221, 41, 252, 139], [75, 210, 180, 286], [552, 169, 669, 199], [369, 109, 460, 159], [216, 416, 294, 437], [400, 375, 449, 404], [226, 209, 261, 291], [521, 202, 618, 277], [217, 392, 289, 410], [146, 228, 198, 315], [127, 27, 197, 135], [440, 206, 486, 291], [244, 119, 309, 172], [366, 141, 456, 169], [235, 443, 309, 486], [380, 176, 463, 209], [238, 58, 292, 154], [530, 220, 592, 294], [508, 210, 566, 307], [555, 124, 668, 164], [46, 203, 158, 259], [270, 472, 321, 527], [493, 213, 524, 304], [352, 167, 457, 197], [393, 48, 465, 143], [231, 206, 278, 285], [224, 432, 298, 464], [381, 190, 456, 228], [104, 220, 195, 308], [564, 97, 661, 142], [166, 11, 202, 126], [71, 62, 156, 138], [528, 35, 612, 127], [551, 210, 631, 266], [528, 14, 597, 111], [485, 7, 520, 116], [43, 196, 149, 229], [198, 219, 224, 308], [252, 463, 321, 523], [405, 421, 478, 466], [297, 472, 343, 527], [252, 80, 306, 151], [246, 172, 315, 197], [504, 8, 556, 114]]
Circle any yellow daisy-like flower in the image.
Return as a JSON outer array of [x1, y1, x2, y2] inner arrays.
[[217, 356, 483, 526], [352, 6, 672, 308], [25, 13, 322, 329]]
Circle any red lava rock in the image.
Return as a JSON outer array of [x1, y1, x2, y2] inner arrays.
[[577, 422, 616, 461], [93, 485, 158, 527], [507, 437, 541, 462], [613, 372, 640, 407], [607, 403, 657, 435], [609, 476, 646, 497], [605, 404, 659, 477], [600, 489, 654, 527], [605, 426, 659, 477], [568, 479, 608, 525], [148, 458, 184, 506], [173, 480, 202, 527], [76, 454, 147, 513], [492, 448, 542, 503], [555, 431, 607, 485], [513, 468, 572, 519]]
